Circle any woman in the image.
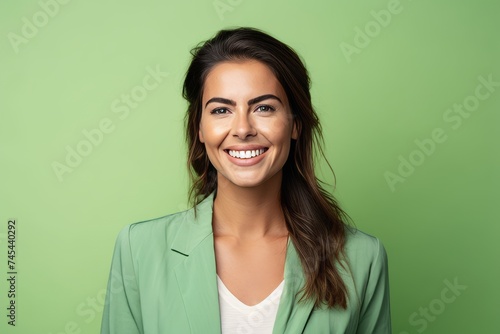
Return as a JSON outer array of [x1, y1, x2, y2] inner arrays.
[[101, 27, 391, 334]]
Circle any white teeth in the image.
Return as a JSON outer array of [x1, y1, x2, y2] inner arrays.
[[228, 149, 266, 159]]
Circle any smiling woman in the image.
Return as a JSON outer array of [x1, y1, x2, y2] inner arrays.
[[101, 27, 392, 334]]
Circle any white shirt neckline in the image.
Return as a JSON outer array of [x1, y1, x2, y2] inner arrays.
[[217, 275, 285, 334], [216, 275, 285, 310]]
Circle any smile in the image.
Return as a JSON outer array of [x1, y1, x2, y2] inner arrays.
[[226, 148, 268, 159]]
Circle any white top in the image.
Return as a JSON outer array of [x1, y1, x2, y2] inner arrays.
[[217, 276, 285, 334]]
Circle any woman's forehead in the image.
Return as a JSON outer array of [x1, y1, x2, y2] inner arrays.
[[202, 60, 287, 105]]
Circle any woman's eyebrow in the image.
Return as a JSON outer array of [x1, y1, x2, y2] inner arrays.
[[205, 97, 236, 108], [247, 94, 282, 106], [204, 94, 283, 109]]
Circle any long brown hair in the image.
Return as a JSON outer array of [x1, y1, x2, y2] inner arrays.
[[182, 27, 350, 309]]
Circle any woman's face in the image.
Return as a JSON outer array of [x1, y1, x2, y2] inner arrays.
[[199, 60, 298, 189]]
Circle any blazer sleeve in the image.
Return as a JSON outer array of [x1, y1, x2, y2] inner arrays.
[[101, 225, 144, 334], [357, 239, 392, 334]]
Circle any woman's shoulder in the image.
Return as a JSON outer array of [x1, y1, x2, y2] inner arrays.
[[343, 225, 388, 270], [129, 206, 193, 235], [344, 226, 383, 249], [111, 209, 190, 253], [115, 194, 214, 247]]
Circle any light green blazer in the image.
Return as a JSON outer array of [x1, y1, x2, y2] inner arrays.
[[101, 194, 391, 333]]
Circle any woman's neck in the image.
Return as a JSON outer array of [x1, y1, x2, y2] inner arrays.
[[212, 173, 288, 240]]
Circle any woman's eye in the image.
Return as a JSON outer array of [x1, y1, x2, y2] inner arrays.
[[210, 108, 229, 115], [256, 105, 275, 112]]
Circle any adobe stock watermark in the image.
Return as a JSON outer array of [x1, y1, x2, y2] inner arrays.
[[399, 277, 467, 334], [7, 0, 72, 54], [47, 268, 136, 334], [51, 65, 169, 182], [213, 0, 243, 21], [385, 74, 499, 192], [340, 0, 412, 64]]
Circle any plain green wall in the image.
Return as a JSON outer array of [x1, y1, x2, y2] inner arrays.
[[1, 0, 498, 333]]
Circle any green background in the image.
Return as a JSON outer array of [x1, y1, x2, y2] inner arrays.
[[1, 0, 498, 333]]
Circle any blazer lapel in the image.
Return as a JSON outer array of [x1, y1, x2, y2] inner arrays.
[[171, 194, 222, 333], [273, 239, 315, 334]]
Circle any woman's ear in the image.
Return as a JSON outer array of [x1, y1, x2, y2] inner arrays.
[[291, 119, 299, 140], [198, 128, 205, 143]]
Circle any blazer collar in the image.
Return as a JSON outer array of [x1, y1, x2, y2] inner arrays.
[[171, 193, 315, 333], [171, 193, 221, 333], [170, 193, 215, 256]]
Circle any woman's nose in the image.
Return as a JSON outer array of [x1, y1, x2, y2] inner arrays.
[[231, 112, 257, 139]]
